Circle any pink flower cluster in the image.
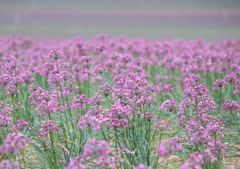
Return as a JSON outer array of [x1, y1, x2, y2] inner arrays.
[[0, 160, 20, 169], [222, 100, 240, 112], [157, 139, 183, 158], [66, 138, 116, 169], [38, 120, 59, 141], [0, 133, 28, 155]]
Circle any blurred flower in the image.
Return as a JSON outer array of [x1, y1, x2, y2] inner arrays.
[[0, 133, 28, 155], [48, 49, 63, 60], [157, 139, 182, 158]]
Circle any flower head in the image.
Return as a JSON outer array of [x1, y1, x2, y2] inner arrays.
[[48, 49, 63, 60]]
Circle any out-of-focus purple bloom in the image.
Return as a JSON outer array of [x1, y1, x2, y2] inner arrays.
[[222, 100, 240, 112], [159, 99, 178, 112], [0, 160, 20, 169], [180, 151, 204, 169], [141, 112, 155, 121], [48, 49, 63, 60], [0, 133, 28, 155], [133, 164, 152, 169], [157, 139, 182, 158], [11, 119, 29, 130], [67, 138, 116, 169], [37, 120, 59, 140], [213, 79, 228, 90]]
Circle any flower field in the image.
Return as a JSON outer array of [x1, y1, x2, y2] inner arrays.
[[0, 35, 239, 169]]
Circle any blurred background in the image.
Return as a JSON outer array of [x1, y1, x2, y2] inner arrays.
[[0, 0, 240, 41]]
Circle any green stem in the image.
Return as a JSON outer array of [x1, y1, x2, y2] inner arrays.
[[147, 121, 151, 166], [218, 87, 222, 115], [230, 111, 240, 133], [49, 132, 59, 169], [101, 126, 107, 140]]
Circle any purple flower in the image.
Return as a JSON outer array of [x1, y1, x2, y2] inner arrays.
[[159, 99, 178, 112], [93, 65, 108, 75], [234, 85, 240, 94], [154, 119, 170, 130], [213, 79, 228, 90], [141, 112, 155, 121], [120, 53, 132, 63], [120, 144, 135, 155], [222, 100, 240, 112], [48, 49, 63, 60], [157, 139, 183, 158], [38, 120, 59, 140], [78, 112, 105, 130], [98, 83, 113, 97], [106, 105, 133, 129], [137, 96, 156, 107], [224, 72, 239, 85], [67, 138, 116, 169], [133, 164, 152, 169], [80, 55, 93, 63], [0, 160, 20, 169], [0, 133, 28, 155], [155, 83, 176, 95], [71, 94, 89, 110], [155, 73, 169, 83], [0, 115, 12, 127], [11, 119, 29, 130]]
